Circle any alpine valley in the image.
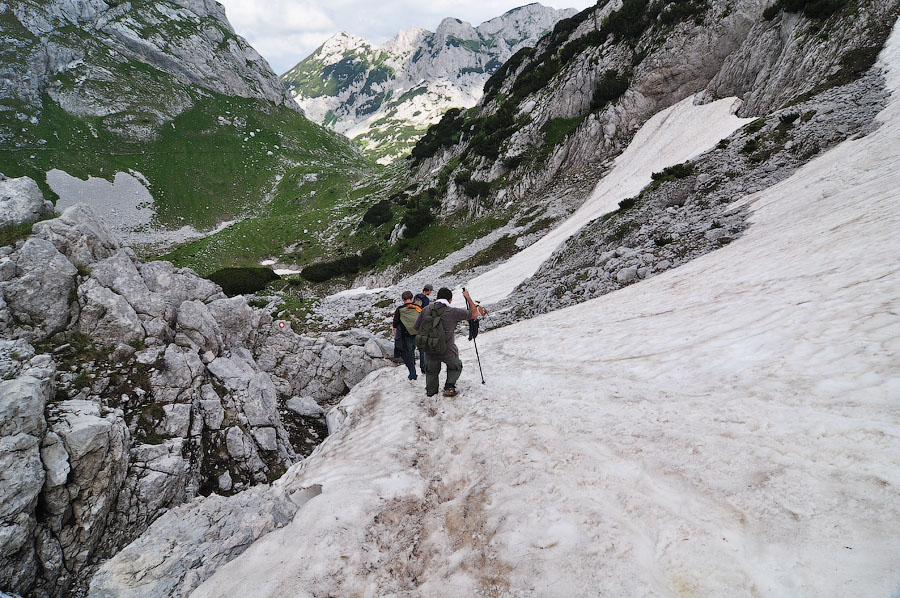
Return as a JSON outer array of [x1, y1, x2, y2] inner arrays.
[[1, 0, 899, 597], [281, 3, 578, 164]]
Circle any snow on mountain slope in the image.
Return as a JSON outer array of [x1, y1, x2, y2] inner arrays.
[[189, 23, 900, 598], [466, 94, 753, 304]]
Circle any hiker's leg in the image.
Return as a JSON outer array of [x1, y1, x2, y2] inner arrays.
[[424, 356, 441, 395], [444, 357, 463, 388], [402, 336, 416, 378]]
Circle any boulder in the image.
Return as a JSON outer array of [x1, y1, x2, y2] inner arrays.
[[40, 432, 71, 490], [0, 238, 77, 338], [138, 260, 223, 306], [46, 400, 129, 580], [174, 300, 222, 355], [0, 375, 49, 438], [76, 278, 145, 346], [89, 486, 298, 598], [32, 204, 119, 268], [199, 386, 225, 430], [616, 266, 639, 284], [150, 344, 204, 405], [160, 404, 192, 438], [88, 250, 169, 320], [285, 396, 325, 418], [0, 176, 54, 229], [0, 365, 52, 594], [705, 228, 732, 243], [207, 296, 256, 348]]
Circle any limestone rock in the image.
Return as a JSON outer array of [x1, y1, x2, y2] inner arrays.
[[76, 277, 145, 346], [45, 399, 130, 582], [616, 266, 638, 284], [161, 404, 192, 438], [89, 485, 298, 598], [285, 396, 325, 418], [88, 250, 169, 320], [32, 204, 119, 268], [175, 300, 223, 355], [150, 344, 204, 405], [207, 296, 257, 348], [0, 176, 54, 229], [0, 238, 77, 338]]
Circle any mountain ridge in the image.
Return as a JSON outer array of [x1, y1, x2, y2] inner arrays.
[[282, 3, 578, 163]]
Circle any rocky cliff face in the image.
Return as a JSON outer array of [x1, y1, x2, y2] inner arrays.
[[0, 0, 361, 246], [282, 3, 576, 163], [0, 192, 394, 597], [1, 0, 295, 141], [405, 0, 898, 224]]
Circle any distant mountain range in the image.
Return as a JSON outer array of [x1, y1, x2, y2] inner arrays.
[[281, 3, 577, 163]]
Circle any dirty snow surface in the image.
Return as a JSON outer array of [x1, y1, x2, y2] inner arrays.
[[192, 28, 900, 598]]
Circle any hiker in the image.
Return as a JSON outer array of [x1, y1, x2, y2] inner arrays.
[[414, 284, 433, 307], [413, 284, 433, 371], [414, 287, 479, 397], [392, 290, 421, 380]]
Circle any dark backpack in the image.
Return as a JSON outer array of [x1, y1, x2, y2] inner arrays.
[[415, 304, 447, 355]]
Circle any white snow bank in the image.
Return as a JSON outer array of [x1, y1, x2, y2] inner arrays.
[[328, 285, 390, 298], [465, 95, 752, 304], [192, 26, 900, 598]]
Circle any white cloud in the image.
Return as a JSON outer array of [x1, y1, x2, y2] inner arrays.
[[216, 0, 597, 74]]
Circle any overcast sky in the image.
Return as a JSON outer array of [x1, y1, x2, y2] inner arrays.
[[215, 0, 597, 75]]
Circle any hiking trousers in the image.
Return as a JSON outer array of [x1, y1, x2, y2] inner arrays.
[[424, 355, 462, 396]]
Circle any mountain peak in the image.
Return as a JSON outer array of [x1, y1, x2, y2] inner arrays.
[[317, 31, 374, 58], [282, 4, 577, 163]]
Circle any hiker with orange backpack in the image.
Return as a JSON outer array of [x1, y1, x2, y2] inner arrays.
[[392, 290, 422, 380]]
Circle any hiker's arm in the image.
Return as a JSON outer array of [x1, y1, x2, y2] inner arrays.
[[462, 289, 477, 318], [392, 308, 400, 336]]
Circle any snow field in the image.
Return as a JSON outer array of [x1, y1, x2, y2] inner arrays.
[[464, 95, 752, 305], [192, 24, 900, 598]]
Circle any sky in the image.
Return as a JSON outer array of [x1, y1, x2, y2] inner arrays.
[[215, 0, 598, 75]]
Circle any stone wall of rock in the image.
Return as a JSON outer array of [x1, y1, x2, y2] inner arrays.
[[0, 200, 394, 597], [410, 0, 897, 227]]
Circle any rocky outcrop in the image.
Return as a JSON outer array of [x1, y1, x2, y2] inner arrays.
[[0, 351, 52, 592], [88, 483, 314, 598], [0, 197, 395, 597], [2, 0, 296, 143], [408, 0, 898, 226], [0, 175, 54, 229], [283, 3, 577, 162], [486, 65, 890, 327]]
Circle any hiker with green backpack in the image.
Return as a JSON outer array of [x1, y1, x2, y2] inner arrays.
[[393, 290, 422, 380], [413, 287, 481, 397]]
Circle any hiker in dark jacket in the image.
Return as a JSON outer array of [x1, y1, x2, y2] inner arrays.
[[413, 284, 433, 373], [392, 290, 421, 380], [413, 287, 478, 397], [414, 284, 432, 308]]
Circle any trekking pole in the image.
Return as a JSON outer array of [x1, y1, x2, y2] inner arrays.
[[463, 288, 486, 384], [472, 336, 486, 384]]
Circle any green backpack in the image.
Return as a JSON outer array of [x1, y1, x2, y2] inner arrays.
[[414, 303, 447, 355]]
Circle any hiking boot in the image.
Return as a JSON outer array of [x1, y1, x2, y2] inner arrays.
[[442, 385, 457, 397], [426, 391, 438, 397]]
